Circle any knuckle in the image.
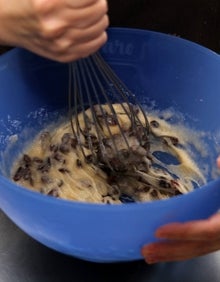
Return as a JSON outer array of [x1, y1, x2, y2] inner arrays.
[[80, 35, 107, 56], [39, 23, 65, 40], [32, 0, 52, 14], [103, 15, 109, 29], [98, 0, 108, 14], [54, 39, 72, 52], [100, 31, 108, 44], [93, 1, 108, 18]]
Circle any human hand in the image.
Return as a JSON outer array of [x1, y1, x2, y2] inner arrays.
[[142, 157, 220, 264], [142, 212, 220, 264], [0, 0, 109, 62]]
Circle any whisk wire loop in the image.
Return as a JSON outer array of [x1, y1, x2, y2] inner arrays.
[[79, 59, 115, 168], [92, 53, 150, 144], [68, 52, 150, 171], [84, 56, 131, 151]]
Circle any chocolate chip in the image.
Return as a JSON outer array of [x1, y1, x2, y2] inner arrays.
[[53, 152, 65, 163], [150, 120, 160, 128], [150, 190, 158, 197], [174, 190, 182, 196], [85, 154, 93, 163], [61, 133, 71, 144], [142, 141, 150, 151], [32, 157, 43, 164], [58, 168, 70, 174], [76, 159, 82, 167], [23, 168, 31, 180], [14, 165, 33, 186], [13, 167, 24, 181], [120, 149, 130, 159], [50, 144, 59, 152], [142, 186, 150, 192], [59, 143, 71, 154], [41, 175, 52, 184], [110, 185, 120, 195], [84, 134, 99, 149], [60, 133, 77, 153], [37, 157, 51, 173], [159, 179, 171, 188], [47, 188, 59, 197], [23, 154, 32, 167], [57, 180, 64, 187], [70, 138, 77, 149], [169, 136, 179, 146]]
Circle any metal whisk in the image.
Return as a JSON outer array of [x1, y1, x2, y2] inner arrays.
[[68, 52, 150, 172]]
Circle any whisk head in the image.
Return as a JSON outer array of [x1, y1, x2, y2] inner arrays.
[[68, 52, 150, 172]]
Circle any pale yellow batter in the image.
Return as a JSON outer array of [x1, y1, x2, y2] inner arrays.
[[11, 104, 206, 204]]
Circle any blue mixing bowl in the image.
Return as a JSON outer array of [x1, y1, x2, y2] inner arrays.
[[0, 28, 220, 263]]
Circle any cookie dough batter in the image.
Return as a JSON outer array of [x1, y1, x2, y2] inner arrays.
[[12, 103, 206, 204]]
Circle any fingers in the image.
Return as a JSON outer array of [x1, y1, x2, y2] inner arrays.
[[37, 0, 108, 38], [70, 0, 108, 28], [44, 14, 108, 51], [142, 238, 220, 264], [67, 0, 104, 9], [36, 0, 108, 61], [141, 158, 220, 264], [56, 31, 108, 62], [0, 0, 108, 61], [37, 0, 108, 29], [141, 213, 220, 264], [69, 14, 109, 43], [155, 213, 220, 241], [24, 0, 109, 62], [30, 31, 107, 62]]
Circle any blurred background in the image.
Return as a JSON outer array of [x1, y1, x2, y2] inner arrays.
[[109, 0, 220, 52]]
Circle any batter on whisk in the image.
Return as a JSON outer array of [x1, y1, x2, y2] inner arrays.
[[11, 103, 206, 204]]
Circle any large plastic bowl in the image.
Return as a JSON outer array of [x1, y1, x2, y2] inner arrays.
[[0, 28, 220, 263]]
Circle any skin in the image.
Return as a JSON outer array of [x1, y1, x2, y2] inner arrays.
[[0, 0, 109, 62], [142, 156, 220, 264]]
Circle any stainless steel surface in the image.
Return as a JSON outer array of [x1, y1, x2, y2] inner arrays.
[[1, 210, 220, 282]]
